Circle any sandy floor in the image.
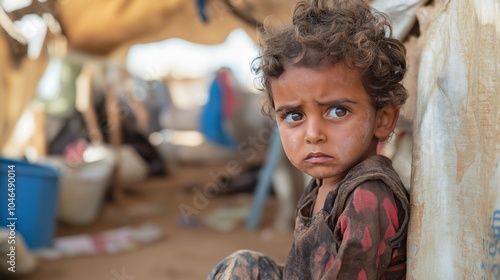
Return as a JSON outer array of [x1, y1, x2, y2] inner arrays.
[[14, 163, 294, 280]]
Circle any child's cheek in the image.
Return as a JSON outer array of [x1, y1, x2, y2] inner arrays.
[[337, 134, 355, 159], [278, 126, 301, 165], [361, 112, 375, 143], [358, 113, 377, 151], [337, 112, 374, 159]]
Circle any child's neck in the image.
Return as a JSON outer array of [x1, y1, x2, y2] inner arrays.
[[320, 178, 342, 191], [312, 179, 340, 216]]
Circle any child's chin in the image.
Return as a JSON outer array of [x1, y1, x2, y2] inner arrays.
[[304, 168, 335, 180]]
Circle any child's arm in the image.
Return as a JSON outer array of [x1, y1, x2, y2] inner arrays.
[[327, 181, 404, 279]]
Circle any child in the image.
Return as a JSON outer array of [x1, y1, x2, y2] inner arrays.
[[208, 0, 409, 279]]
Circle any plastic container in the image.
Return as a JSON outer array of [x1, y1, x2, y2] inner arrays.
[[0, 158, 60, 249], [41, 144, 147, 226], [42, 145, 115, 226]]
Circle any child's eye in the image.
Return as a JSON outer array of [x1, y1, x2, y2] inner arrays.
[[283, 112, 304, 123], [328, 107, 349, 118]]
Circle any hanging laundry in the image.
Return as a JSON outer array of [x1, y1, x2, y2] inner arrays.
[[199, 70, 237, 148], [195, 0, 209, 23], [218, 68, 239, 118]]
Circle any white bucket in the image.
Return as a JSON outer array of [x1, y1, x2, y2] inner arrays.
[[42, 145, 115, 226], [42, 144, 149, 225]]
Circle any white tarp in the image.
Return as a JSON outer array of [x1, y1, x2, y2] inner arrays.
[[408, 0, 500, 278]]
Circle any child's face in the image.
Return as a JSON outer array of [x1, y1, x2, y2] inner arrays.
[[271, 63, 380, 186]]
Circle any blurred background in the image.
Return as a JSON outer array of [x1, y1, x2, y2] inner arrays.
[[0, 1, 326, 279], [1, 0, 498, 279]]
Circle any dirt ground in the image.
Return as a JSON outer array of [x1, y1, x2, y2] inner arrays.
[[14, 163, 294, 280]]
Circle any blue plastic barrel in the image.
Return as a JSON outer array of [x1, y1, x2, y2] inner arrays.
[[0, 158, 59, 249]]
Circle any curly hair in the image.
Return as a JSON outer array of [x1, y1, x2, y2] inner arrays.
[[253, 0, 408, 116]]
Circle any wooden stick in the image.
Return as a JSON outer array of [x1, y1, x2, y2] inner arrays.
[[31, 104, 47, 160], [76, 65, 103, 144]]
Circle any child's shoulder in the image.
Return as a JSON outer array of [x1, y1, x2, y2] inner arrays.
[[340, 155, 409, 200], [348, 180, 402, 209], [328, 156, 410, 221]]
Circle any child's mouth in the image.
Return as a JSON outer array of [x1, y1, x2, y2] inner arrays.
[[305, 152, 332, 163]]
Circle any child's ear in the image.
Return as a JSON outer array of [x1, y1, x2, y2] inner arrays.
[[374, 105, 400, 140]]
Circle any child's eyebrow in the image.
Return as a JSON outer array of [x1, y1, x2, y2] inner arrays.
[[275, 105, 300, 114], [318, 98, 358, 107], [275, 98, 358, 113]]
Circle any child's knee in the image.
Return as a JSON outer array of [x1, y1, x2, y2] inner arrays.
[[228, 249, 261, 260]]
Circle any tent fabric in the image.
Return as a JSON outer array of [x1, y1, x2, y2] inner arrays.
[[55, 0, 297, 55], [0, 34, 50, 154], [407, 0, 500, 278], [0, 0, 298, 152]]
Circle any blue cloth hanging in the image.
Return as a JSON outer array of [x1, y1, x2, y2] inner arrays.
[[199, 75, 235, 148], [195, 0, 208, 23]]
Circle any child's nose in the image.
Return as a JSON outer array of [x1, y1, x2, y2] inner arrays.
[[304, 120, 326, 144]]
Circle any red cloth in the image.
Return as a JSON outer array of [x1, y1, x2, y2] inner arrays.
[[218, 70, 238, 118], [63, 139, 87, 165]]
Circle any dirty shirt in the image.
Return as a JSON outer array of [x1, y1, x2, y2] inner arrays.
[[208, 155, 409, 280], [284, 155, 409, 279]]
